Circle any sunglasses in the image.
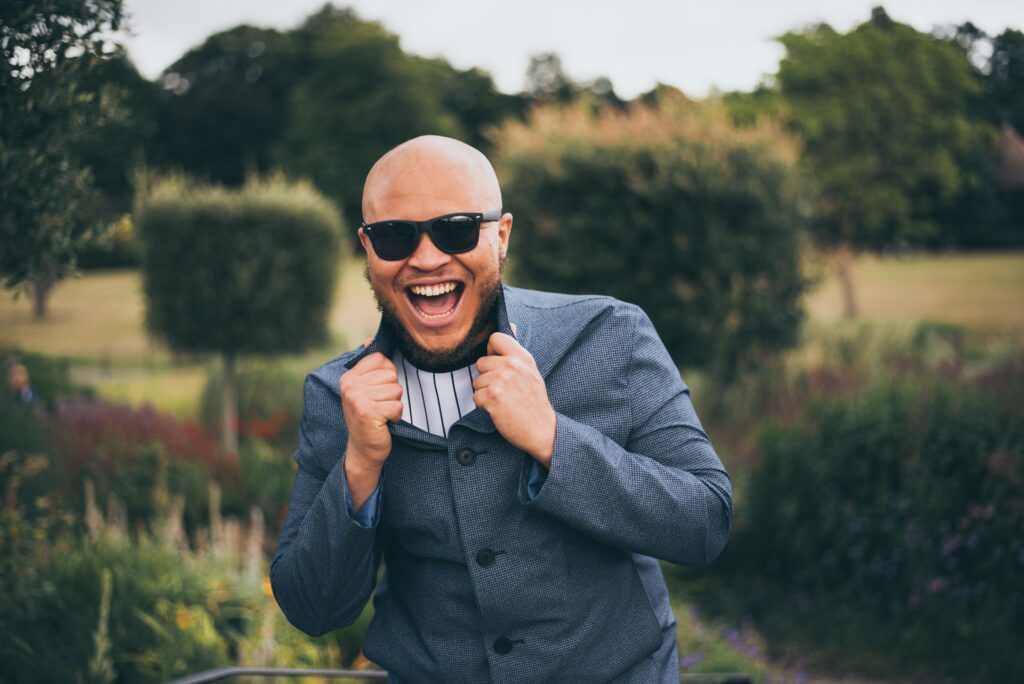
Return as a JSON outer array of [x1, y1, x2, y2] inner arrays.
[[360, 210, 501, 261]]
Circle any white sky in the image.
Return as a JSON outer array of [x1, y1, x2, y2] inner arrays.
[[121, 0, 1023, 98]]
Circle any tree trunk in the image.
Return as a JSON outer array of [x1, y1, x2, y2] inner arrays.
[[221, 353, 239, 455], [834, 242, 859, 319], [30, 272, 55, 321]]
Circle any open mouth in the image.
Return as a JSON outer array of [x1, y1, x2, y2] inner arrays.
[[405, 281, 464, 322]]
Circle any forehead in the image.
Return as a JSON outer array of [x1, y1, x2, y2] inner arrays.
[[363, 146, 499, 222]]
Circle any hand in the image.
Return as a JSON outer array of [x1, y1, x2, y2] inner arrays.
[[339, 347, 403, 508], [472, 330, 556, 466]]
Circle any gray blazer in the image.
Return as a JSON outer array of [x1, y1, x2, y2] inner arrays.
[[271, 284, 733, 683]]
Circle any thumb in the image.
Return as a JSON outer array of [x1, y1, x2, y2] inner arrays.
[[510, 322, 518, 338]]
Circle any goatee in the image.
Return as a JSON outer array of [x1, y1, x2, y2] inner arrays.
[[365, 258, 505, 371]]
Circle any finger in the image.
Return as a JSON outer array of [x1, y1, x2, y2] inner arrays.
[[474, 354, 500, 374], [510, 322, 517, 337], [366, 383, 403, 401], [353, 352, 396, 373], [382, 400, 404, 423], [363, 336, 374, 348], [359, 368, 400, 386], [486, 332, 521, 356]]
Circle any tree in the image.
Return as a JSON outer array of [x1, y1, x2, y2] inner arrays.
[[134, 174, 343, 454], [274, 6, 466, 233], [491, 92, 810, 380], [988, 29, 1024, 133], [150, 25, 299, 186], [773, 7, 996, 316], [0, 0, 125, 318]]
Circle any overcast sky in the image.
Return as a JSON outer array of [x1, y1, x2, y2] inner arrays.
[[121, 0, 1022, 99]]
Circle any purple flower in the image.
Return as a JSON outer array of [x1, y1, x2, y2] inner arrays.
[[680, 653, 704, 669]]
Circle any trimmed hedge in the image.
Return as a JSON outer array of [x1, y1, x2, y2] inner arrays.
[[491, 93, 811, 377]]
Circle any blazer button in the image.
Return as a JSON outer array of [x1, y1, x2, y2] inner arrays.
[[493, 637, 514, 655], [476, 548, 496, 567], [457, 448, 476, 466]]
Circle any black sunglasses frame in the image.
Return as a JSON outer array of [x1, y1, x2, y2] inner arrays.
[[360, 210, 501, 261]]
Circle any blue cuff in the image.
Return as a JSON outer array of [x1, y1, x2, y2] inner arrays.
[[524, 457, 549, 502], [343, 475, 383, 528]]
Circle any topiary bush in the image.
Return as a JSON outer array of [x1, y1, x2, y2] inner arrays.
[[719, 356, 1024, 681], [491, 92, 812, 378], [134, 172, 343, 454]]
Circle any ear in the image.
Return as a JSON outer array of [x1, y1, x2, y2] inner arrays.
[[498, 212, 512, 259], [357, 226, 370, 253]]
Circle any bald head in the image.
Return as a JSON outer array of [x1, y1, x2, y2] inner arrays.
[[362, 135, 503, 221]]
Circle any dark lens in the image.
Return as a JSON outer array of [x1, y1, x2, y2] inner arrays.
[[373, 221, 417, 260], [432, 215, 480, 253]]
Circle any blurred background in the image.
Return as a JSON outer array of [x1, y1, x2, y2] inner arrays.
[[2, 1, 1023, 682]]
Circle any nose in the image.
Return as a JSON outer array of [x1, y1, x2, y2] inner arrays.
[[406, 230, 452, 271]]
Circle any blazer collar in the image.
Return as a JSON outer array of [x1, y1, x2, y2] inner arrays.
[[343, 283, 601, 440]]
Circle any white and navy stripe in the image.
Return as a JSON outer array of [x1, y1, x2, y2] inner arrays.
[[392, 349, 479, 438]]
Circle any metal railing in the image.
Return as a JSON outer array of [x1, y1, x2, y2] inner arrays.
[[166, 668, 752, 684], [166, 667, 388, 683]]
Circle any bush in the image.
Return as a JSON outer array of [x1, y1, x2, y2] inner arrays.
[[491, 92, 811, 377], [719, 356, 1024, 681], [0, 481, 259, 683], [49, 398, 241, 532], [199, 361, 303, 448], [134, 173, 344, 357]]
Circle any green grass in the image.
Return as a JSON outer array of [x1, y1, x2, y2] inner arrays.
[[804, 250, 1024, 331]]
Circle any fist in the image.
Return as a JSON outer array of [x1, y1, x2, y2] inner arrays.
[[339, 352, 404, 468], [472, 332, 556, 466]]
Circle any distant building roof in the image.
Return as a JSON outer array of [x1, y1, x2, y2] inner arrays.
[[997, 122, 1024, 190]]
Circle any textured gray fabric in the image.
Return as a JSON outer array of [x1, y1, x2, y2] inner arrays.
[[270, 284, 733, 683]]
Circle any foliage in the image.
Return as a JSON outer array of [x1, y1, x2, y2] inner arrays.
[[774, 8, 997, 250], [0, 0, 126, 313], [151, 25, 299, 187], [0, 468, 259, 683], [715, 355, 1024, 682], [275, 6, 464, 231], [492, 92, 810, 377], [135, 173, 343, 357], [49, 398, 239, 531], [987, 29, 1024, 134], [76, 214, 141, 270], [199, 361, 303, 447]]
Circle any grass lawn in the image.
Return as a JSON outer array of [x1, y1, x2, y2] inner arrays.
[[803, 250, 1024, 331]]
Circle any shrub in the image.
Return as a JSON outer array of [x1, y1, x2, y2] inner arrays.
[[49, 398, 241, 531], [199, 361, 303, 447], [720, 356, 1024, 681], [0, 483, 260, 683], [135, 172, 344, 453], [491, 92, 811, 378]]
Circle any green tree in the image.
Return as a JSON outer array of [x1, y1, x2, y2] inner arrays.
[[492, 92, 810, 379], [988, 29, 1024, 132], [150, 25, 299, 186], [275, 6, 465, 233], [134, 174, 343, 454], [774, 7, 996, 316], [0, 0, 125, 318]]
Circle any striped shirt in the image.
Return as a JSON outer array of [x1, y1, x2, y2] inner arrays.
[[391, 348, 479, 438]]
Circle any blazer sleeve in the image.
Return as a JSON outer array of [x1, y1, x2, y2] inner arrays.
[[524, 305, 733, 567], [269, 373, 382, 637]]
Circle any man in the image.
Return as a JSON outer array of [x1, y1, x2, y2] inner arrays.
[[270, 135, 732, 683]]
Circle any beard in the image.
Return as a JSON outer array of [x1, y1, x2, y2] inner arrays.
[[365, 256, 505, 371]]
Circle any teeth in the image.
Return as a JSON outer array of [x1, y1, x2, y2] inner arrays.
[[409, 282, 458, 297]]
